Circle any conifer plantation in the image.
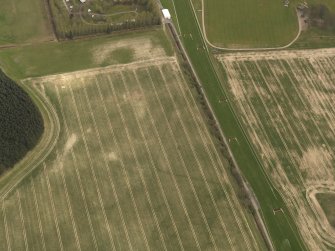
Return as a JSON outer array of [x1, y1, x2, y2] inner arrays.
[[0, 70, 44, 173]]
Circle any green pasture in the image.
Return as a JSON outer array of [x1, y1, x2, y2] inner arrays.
[[0, 0, 53, 45], [204, 0, 299, 48], [0, 29, 173, 80]]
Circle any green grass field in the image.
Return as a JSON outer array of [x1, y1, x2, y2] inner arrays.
[[0, 29, 172, 79], [0, 0, 53, 45], [218, 49, 335, 250], [203, 0, 299, 48], [0, 55, 265, 250]]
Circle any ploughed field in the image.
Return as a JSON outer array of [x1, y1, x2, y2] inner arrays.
[[218, 48, 335, 250], [0, 56, 265, 250]]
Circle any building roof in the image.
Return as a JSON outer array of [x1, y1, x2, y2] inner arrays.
[[162, 9, 171, 19]]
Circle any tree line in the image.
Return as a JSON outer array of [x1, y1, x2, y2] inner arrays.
[[48, 0, 161, 39], [304, 4, 335, 33], [0, 70, 44, 174]]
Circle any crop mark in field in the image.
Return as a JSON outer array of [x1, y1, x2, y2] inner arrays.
[[170, 63, 261, 250], [55, 150, 82, 251], [30, 178, 47, 251], [2, 200, 11, 251], [219, 48, 335, 250], [55, 85, 99, 250], [17, 191, 29, 251], [69, 84, 117, 251], [82, 80, 149, 251], [1, 57, 264, 251], [158, 67, 239, 250]]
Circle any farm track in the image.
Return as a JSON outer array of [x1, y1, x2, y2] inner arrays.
[[0, 81, 60, 199], [198, 0, 301, 50], [0, 58, 263, 250], [219, 49, 335, 250]]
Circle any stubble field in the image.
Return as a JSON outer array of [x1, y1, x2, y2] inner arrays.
[[0, 54, 265, 250], [218, 48, 335, 250]]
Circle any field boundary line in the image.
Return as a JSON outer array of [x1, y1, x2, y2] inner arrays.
[[30, 178, 47, 251], [2, 200, 11, 251], [43, 162, 64, 251], [105, 76, 152, 251], [55, 85, 99, 250], [131, 70, 185, 251], [80, 86, 119, 251], [24, 57, 176, 83], [136, 70, 202, 250], [68, 84, 117, 251], [217, 48, 335, 62], [55, 150, 82, 251], [171, 63, 261, 250], [17, 191, 29, 251], [199, 0, 301, 51], [119, 72, 172, 251], [82, 81, 142, 251], [94, 79, 136, 251], [158, 66, 242, 250]]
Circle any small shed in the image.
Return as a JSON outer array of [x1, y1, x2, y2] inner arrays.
[[80, 0, 86, 3], [162, 9, 171, 19]]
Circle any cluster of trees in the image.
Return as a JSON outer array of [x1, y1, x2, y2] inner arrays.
[[48, 0, 161, 39], [0, 70, 44, 174], [305, 4, 335, 33]]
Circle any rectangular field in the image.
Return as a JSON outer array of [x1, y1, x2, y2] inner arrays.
[[218, 48, 335, 250], [0, 56, 265, 250], [203, 0, 298, 48], [0, 0, 53, 45]]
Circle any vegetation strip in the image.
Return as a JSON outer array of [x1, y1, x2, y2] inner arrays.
[[161, 0, 307, 249]]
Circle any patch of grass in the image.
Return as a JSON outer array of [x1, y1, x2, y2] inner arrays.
[[105, 48, 134, 65], [316, 193, 335, 228], [0, 0, 53, 45], [0, 29, 173, 79], [204, 0, 299, 48]]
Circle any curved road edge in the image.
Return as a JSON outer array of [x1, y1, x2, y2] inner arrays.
[[200, 0, 302, 51], [0, 80, 60, 200]]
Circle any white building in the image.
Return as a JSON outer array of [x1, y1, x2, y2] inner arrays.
[[162, 9, 171, 20]]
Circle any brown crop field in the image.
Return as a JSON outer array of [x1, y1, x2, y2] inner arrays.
[[218, 48, 335, 250]]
